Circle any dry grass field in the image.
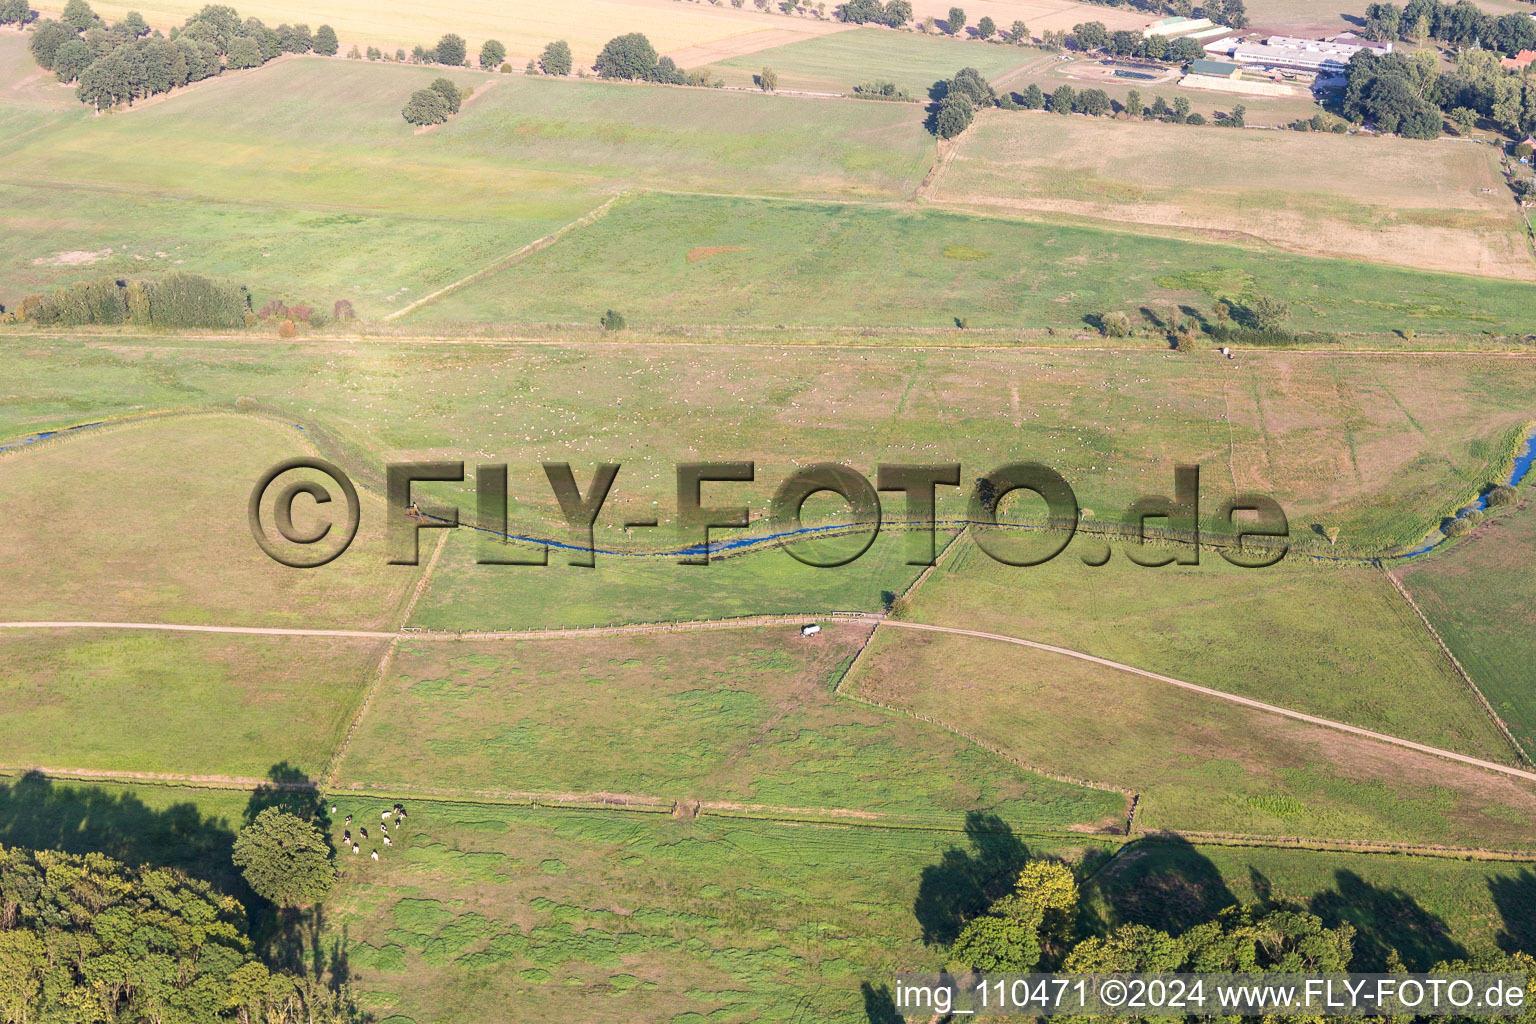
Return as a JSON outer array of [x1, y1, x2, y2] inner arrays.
[[933, 112, 1535, 279], [0, 414, 419, 629], [844, 625, 1536, 848]]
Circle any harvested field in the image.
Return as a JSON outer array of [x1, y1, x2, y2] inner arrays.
[[933, 111, 1535, 279]]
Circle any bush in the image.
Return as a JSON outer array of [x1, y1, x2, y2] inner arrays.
[[1099, 311, 1131, 337], [600, 309, 626, 331], [500, 62, 512, 73], [759, 65, 777, 91], [1487, 484, 1517, 507], [1443, 516, 1474, 537], [333, 298, 356, 321], [278, 318, 296, 337], [288, 302, 314, 322], [26, 273, 250, 328]]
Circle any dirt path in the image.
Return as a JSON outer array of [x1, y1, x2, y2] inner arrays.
[[382, 192, 627, 321]]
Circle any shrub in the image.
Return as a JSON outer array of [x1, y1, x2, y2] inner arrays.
[[308, 309, 331, 327], [1099, 311, 1131, 337], [600, 309, 626, 331], [500, 62, 512, 73], [1487, 484, 1517, 507], [278, 319, 296, 338], [759, 65, 777, 91], [235, 396, 259, 411], [1443, 516, 1474, 537], [258, 300, 289, 320], [333, 298, 356, 321], [288, 302, 314, 322], [1173, 330, 1200, 352]]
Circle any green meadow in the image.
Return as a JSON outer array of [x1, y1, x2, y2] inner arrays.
[[898, 533, 1515, 761], [0, 629, 383, 777], [410, 191, 1536, 334], [843, 625, 1536, 847], [333, 625, 1127, 831], [1396, 496, 1536, 757], [704, 28, 1037, 96]]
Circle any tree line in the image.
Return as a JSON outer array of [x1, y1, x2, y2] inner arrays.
[[833, 0, 1247, 34], [950, 858, 1536, 992], [23, 1, 337, 109], [1363, 0, 1536, 56], [1343, 46, 1536, 139], [932, 65, 1245, 139], [0, 840, 359, 1023]]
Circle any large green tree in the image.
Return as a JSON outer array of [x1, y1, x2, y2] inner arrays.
[[595, 32, 658, 80], [540, 39, 572, 75], [434, 31, 466, 66], [934, 92, 974, 138], [313, 23, 338, 55], [402, 87, 448, 124], [232, 807, 336, 906], [479, 37, 506, 69], [947, 6, 965, 34]]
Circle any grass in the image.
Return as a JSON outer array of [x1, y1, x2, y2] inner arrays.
[[0, 52, 935, 313], [0, 340, 1530, 561], [1085, 838, 1536, 968], [842, 624, 1536, 847], [1395, 497, 1536, 758], [0, 414, 419, 628], [703, 28, 1037, 96], [0, 630, 383, 777], [938, 111, 1533, 280], [332, 624, 1127, 830], [406, 527, 927, 630], [320, 796, 1114, 1023], [410, 191, 1536, 333], [898, 533, 1514, 761]]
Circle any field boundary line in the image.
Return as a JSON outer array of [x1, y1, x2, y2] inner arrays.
[[1381, 567, 1532, 766], [873, 619, 1536, 784], [320, 529, 451, 788], [382, 193, 628, 321], [7, 765, 1535, 860]]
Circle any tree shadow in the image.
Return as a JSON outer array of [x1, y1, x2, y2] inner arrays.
[[0, 770, 241, 890], [861, 981, 902, 1024], [1489, 868, 1536, 954], [1088, 836, 1238, 934], [245, 761, 327, 826], [1309, 870, 1465, 970], [914, 811, 1030, 945]]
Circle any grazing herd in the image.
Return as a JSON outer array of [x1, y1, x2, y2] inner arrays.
[[334, 803, 408, 864]]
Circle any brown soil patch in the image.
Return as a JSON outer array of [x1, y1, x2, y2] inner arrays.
[[686, 245, 751, 263]]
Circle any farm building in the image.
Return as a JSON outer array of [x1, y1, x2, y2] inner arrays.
[[1501, 50, 1536, 71], [1215, 35, 1392, 74], [1188, 59, 1243, 79]]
